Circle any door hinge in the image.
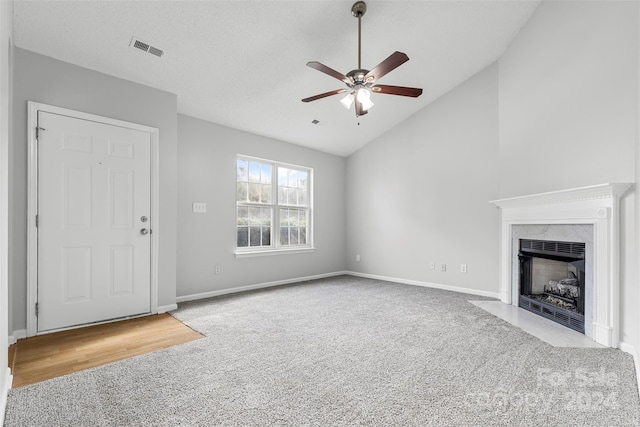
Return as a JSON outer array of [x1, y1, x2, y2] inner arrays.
[[35, 214, 38, 228], [35, 302, 39, 317]]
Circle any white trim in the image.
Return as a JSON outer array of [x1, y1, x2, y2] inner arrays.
[[235, 155, 314, 252], [619, 341, 640, 396], [0, 367, 13, 422], [489, 183, 632, 209], [8, 329, 26, 346], [235, 247, 316, 258], [176, 271, 499, 304], [176, 271, 349, 303], [346, 271, 501, 299], [26, 101, 160, 337], [158, 304, 178, 313]]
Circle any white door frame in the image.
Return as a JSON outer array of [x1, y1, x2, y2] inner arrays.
[[26, 101, 160, 337]]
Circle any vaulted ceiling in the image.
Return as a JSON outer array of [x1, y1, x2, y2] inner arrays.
[[13, 0, 540, 156]]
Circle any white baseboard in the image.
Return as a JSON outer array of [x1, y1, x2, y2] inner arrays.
[[619, 341, 640, 396], [345, 271, 501, 299], [176, 271, 349, 303], [176, 270, 498, 304], [157, 304, 178, 314], [8, 329, 26, 345], [0, 367, 13, 423]]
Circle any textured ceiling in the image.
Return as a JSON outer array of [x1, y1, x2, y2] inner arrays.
[[13, 0, 540, 157]]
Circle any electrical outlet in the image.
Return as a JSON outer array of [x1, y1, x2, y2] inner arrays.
[[356, 254, 361, 262], [441, 263, 446, 272], [215, 265, 221, 275], [461, 264, 467, 273], [429, 261, 435, 269], [192, 202, 207, 213]]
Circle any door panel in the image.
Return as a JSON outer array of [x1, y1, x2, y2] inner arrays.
[[37, 111, 152, 332]]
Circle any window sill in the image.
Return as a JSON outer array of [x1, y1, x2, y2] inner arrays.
[[234, 247, 316, 258]]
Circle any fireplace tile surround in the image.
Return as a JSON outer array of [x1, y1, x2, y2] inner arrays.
[[491, 183, 632, 348]]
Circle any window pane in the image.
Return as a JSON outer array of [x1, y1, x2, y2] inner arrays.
[[283, 188, 293, 206], [296, 189, 305, 206], [237, 206, 248, 226], [290, 228, 299, 245], [298, 171, 307, 188], [261, 227, 271, 246], [237, 159, 248, 181], [261, 184, 271, 203], [248, 183, 260, 202], [261, 164, 272, 184], [236, 182, 248, 202], [260, 207, 271, 226], [278, 167, 289, 187], [249, 207, 261, 225], [249, 162, 261, 182], [237, 227, 248, 247], [300, 227, 307, 245], [280, 227, 289, 245], [288, 169, 298, 188], [249, 227, 261, 246], [280, 208, 289, 226]]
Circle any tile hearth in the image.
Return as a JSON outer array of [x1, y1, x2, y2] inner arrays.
[[470, 300, 603, 348]]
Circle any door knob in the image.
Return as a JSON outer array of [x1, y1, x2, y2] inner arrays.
[[140, 228, 149, 235]]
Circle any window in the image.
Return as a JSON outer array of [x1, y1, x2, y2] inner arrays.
[[236, 156, 312, 254]]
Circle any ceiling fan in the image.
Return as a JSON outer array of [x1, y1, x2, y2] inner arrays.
[[302, 1, 423, 117]]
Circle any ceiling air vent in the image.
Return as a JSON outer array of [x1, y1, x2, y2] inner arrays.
[[130, 37, 164, 58]]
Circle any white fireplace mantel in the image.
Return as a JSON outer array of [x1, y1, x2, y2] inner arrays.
[[490, 183, 632, 348]]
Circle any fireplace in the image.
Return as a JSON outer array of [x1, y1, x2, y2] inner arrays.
[[490, 183, 632, 348], [518, 239, 586, 333]]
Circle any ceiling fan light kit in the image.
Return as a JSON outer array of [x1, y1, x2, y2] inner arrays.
[[302, 1, 422, 117]]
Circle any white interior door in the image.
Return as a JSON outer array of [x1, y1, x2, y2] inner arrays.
[[37, 111, 152, 332]]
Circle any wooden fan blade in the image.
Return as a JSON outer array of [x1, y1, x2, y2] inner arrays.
[[364, 51, 409, 82], [371, 84, 423, 98], [306, 61, 351, 84], [301, 89, 347, 103]]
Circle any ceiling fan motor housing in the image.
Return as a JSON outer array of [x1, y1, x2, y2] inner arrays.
[[346, 69, 370, 85]]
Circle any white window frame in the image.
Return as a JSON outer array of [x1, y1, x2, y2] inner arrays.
[[235, 155, 314, 258]]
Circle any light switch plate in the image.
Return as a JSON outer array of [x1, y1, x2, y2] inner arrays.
[[192, 202, 207, 213]]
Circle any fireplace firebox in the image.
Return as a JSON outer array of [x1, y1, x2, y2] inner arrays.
[[518, 239, 586, 333]]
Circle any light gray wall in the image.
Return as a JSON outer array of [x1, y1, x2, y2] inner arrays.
[[345, 1, 640, 354], [1, 0, 13, 409], [637, 0, 640, 359], [498, 0, 639, 349], [498, 0, 637, 198], [177, 114, 346, 298], [346, 63, 500, 294], [11, 48, 178, 333]]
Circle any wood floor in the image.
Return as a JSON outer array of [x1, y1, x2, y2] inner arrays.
[[8, 313, 203, 388]]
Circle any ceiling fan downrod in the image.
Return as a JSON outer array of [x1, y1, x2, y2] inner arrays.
[[351, 1, 367, 70]]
